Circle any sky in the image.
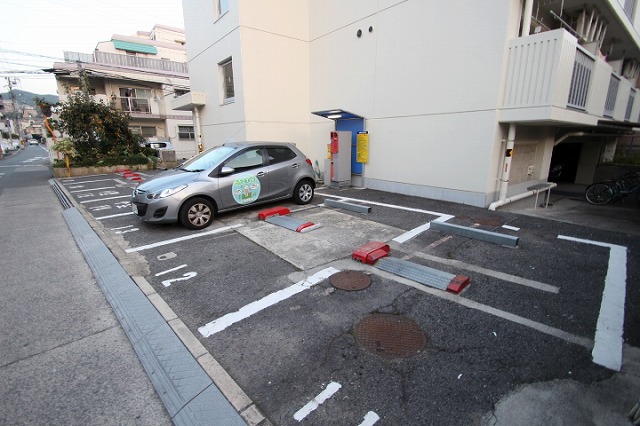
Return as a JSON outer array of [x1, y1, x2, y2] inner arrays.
[[0, 0, 185, 96]]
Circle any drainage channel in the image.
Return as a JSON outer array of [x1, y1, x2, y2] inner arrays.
[[49, 179, 73, 209]]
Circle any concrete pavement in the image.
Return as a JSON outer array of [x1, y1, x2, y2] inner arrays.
[[0, 161, 172, 424], [0, 148, 245, 425], [1, 145, 639, 425]]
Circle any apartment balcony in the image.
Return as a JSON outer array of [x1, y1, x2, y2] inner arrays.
[[111, 96, 189, 121], [64, 51, 188, 74], [171, 91, 206, 111], [500, 28, 640, 127], [117, 96, 151, 114]]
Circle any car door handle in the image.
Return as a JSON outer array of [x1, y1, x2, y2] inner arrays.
[[256, 172, 266, 177], [291, 164, 299, 168]]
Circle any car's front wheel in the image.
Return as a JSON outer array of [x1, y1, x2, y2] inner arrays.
[[180, 197, 215, 230], [293, 180, 314, 205]]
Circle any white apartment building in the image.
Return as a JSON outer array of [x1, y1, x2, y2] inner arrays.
[[48, 25, 198, 159], [176, 0, 640, 208]]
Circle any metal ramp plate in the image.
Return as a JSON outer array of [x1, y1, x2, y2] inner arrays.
[[375, 257, 455, 291], [265, 215, 302, 231], [265, 215, 318, 232]]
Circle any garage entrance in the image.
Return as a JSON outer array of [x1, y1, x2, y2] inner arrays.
[[549, 142, 582, 183]]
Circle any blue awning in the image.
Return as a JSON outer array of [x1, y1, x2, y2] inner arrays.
[[113, 40, 157, 55]]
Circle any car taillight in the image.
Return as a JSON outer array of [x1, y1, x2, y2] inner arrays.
[[305, 158, 312, 166]]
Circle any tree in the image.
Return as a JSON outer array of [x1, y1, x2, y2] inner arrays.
[[57, 72, 148, 163], [34, 97, 59, 139]]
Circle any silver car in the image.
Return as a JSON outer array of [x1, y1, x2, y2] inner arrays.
[[131, 142, 316, 229]]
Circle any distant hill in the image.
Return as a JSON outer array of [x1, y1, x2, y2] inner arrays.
[[0, 90, 59, 107]]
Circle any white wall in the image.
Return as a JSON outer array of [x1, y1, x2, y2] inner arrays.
[[308, 0, 514, 204], [182, 0, 552, 207]]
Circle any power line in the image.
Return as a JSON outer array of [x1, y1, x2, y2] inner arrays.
[[0, 61, 50, 69], [0, 48, 64, 61]]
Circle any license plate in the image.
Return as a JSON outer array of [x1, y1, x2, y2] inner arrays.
[[132, 203, 138, 215]]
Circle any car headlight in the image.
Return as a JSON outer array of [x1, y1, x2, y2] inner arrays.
[[149, 184, 187, 199]]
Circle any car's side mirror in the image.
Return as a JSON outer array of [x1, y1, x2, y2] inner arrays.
[[220, 166, 235, 175]]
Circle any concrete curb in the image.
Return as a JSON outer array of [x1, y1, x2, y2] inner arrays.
[[52, 178, 271, 426], [63, 207, 246, 425]]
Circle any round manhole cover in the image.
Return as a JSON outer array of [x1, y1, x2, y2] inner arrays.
[[330, 271, 371, 291], [353, 314, 427, 359]]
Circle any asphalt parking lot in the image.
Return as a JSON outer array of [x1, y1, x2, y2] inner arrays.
[[56, 170, 639, 425]]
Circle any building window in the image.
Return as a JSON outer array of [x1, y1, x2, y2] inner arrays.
[[217, 0, 229, 18], [130, 126, 157, 138], [220, 58, 235, 103], [119, 88, 152, 113], [178, 125, 195, 140]]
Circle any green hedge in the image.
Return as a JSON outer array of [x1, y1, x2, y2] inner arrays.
[[53, 154, 156, 168]]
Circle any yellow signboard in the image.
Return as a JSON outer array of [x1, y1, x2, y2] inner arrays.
[[356, 132, 369, 163]]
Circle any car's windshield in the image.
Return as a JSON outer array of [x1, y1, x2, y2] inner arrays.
[[179, 146, 236, 172]]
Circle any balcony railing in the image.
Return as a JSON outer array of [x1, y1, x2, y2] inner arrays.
[[116, 96, 151, 113], [64, 51, 188, 74], [604, 75, 621, 117], [501, 28, 640, 126], [625, 89, 636, 121], [567, 49, 593, 110]]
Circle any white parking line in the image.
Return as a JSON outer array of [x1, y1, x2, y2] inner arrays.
[[394, 215, 454, 243], [70, 186, 115, 193], [61, 177, 112, 184], [293, 382, 342, 422], [359, 411, 381, 426], [96, 212, 135, 220], [557, 235, 627, 371], [155, 265, 188, 277], [198, 267, 339, 337], [317, 191, 451, 217], [125, 224, 243, 253], [80, 195, 131, 203], [371, 267, 593, 349], [405, 251, 560, 294], [315, 191, 454, 243]]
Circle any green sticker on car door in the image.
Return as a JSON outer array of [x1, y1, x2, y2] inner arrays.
[[232, 175, 261, 204]]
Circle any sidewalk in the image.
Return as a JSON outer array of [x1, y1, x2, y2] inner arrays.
[[0, 165, 245, 425], [0, 167, 173, 425]]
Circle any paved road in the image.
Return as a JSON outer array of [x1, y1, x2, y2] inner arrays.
[[0, 146, 172, 425], [52, 166, 640, 425]]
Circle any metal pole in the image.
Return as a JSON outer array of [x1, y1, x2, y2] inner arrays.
[[193, 106, 203, 154], [6, 77, 22, 142], [522, 0, 534, 36]]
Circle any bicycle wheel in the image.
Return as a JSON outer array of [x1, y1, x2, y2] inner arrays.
[[585, 182, 615, 205]]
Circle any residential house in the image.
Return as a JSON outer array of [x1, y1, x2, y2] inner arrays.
[[48, 25, 196, 160], [177, 0, 640, 208]]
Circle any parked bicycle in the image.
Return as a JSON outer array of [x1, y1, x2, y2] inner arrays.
[[584, 171, 640, 205]]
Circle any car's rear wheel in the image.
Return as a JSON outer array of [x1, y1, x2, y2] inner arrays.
[[293, 180, 314, 204], [180, 197, 215, 230]]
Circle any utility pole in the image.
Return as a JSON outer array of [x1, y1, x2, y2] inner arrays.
[[6, 77, 22, 142]]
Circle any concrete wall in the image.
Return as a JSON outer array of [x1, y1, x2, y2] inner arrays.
[[183, 0, 247, 145], [307, 0, 515, 205], [181, 0, 577, 207]]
